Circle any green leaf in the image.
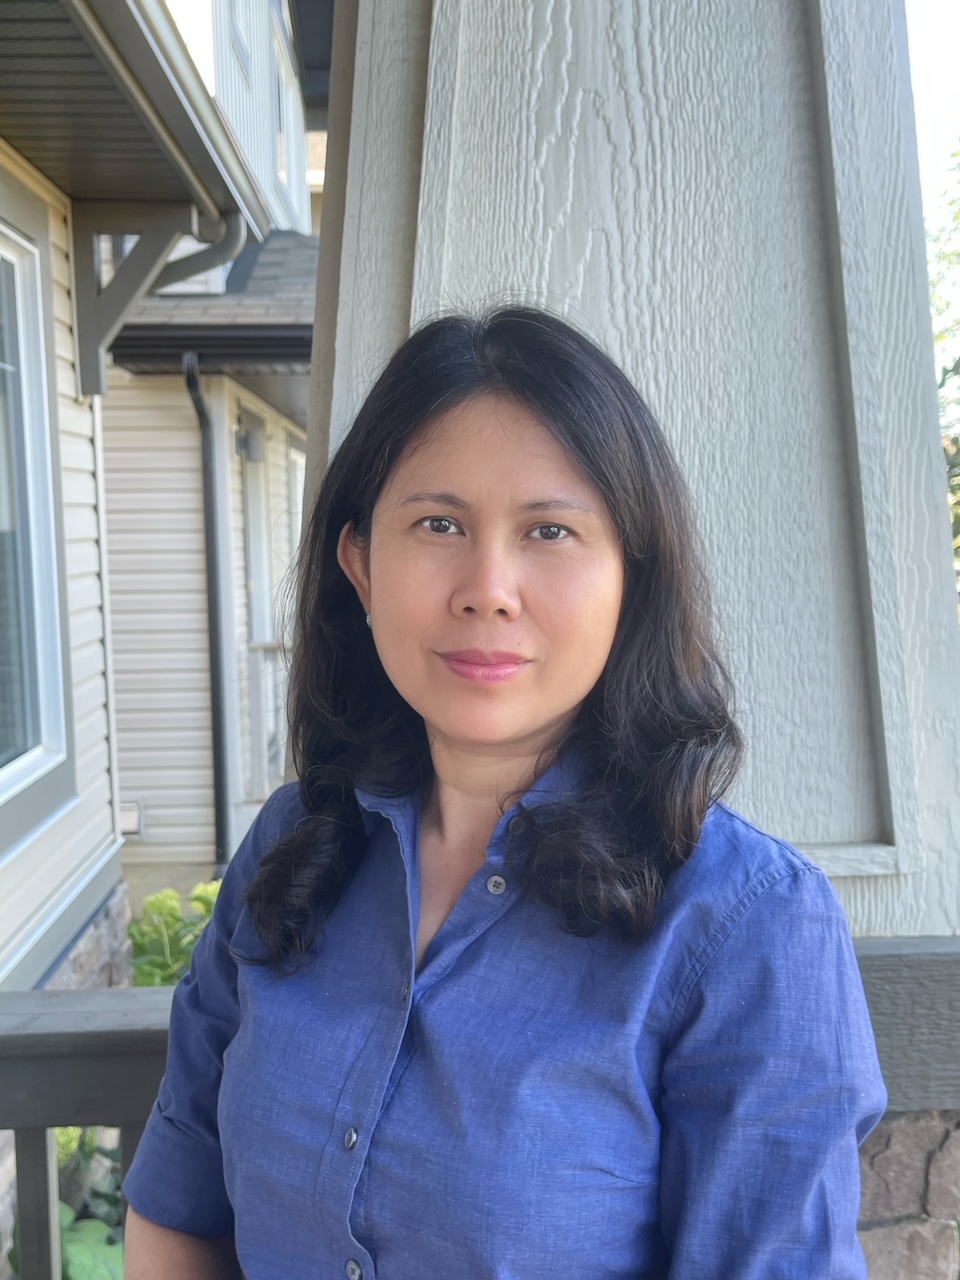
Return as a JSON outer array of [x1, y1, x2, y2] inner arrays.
[[129, 883, 220, 985], [61, 1218, 123, 1280], [56, 1126, 83, 1167], [189, 879, 221, 919]]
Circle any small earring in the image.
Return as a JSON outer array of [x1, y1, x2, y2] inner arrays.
[[365, 613, 372, 628]]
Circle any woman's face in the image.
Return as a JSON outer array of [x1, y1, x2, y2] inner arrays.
[[337, 393, 625, 756]]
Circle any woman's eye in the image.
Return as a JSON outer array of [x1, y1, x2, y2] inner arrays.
[[530, 524, 570, 541], [421, 516, 460, 534]]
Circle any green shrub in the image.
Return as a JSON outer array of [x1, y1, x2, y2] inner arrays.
[[9, 1200, 123, 1280], [5, 885, 223, 1275], [128, 880, 221, 987]]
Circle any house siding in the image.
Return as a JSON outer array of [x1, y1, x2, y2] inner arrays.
[[101, 367, 216, 912], [229, 403, 254, 803], [211, 0, 309, 235], [0, 141, 119, 990], [162, 0, 310, 235], [317, 0, 960, 939], [220, 378, 304, 840], [102, 371, 306, 908]]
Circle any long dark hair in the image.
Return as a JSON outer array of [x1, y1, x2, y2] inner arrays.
[[244, 306, 742, 971]]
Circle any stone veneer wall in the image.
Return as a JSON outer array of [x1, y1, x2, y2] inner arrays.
[[860, 1113, 960, 1279], [41, 882, 133, 991], [0, 882, 133, 1280]]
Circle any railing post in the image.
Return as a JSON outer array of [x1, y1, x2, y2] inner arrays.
[[13, 1127, 62, 1280], [0, 987, 174, 1274]]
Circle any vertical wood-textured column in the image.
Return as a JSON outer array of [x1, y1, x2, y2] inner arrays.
[[306, 0, 960, 936], [305, 0, 433, 510]]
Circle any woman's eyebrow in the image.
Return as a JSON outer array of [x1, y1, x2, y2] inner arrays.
[[398, 491, 596, 515], [518, 498, 597, 515], [399, 490, 470, 509]]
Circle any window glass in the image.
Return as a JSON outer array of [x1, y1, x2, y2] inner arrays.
[[0, 254, 39, 769], [230, 0, 250, 51], [274, 38, 293, 189]]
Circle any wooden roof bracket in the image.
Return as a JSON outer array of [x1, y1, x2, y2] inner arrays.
[[73, 201, 200, 395]]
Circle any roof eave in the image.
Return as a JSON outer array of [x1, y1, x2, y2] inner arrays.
[[64, 0, 273, 241]]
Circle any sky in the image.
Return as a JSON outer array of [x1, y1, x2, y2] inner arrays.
[[904, 0, 960, 227]]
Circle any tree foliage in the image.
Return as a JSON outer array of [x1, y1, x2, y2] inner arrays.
[[928, 145, 960, 597]]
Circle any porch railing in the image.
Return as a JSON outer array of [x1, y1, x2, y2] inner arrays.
[[0, 987, 173, 1280]]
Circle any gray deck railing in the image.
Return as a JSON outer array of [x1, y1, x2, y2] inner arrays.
[[0, 988, 173, 1280]]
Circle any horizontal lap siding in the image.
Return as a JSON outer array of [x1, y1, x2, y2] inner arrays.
[[0, 163, 117, 985], [102, 368, 216, 907]]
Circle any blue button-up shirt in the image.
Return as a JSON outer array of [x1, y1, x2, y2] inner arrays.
[[123, 758, 886, 1279]]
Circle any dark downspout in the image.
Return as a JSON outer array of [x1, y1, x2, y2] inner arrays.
[[183, 352, 230, 874]]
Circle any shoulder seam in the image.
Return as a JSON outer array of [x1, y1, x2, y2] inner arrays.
[[666, 860, 825, 1039], [711, 803, 818, 873]]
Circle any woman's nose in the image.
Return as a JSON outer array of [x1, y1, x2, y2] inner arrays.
[[450, 543, 522, 619]]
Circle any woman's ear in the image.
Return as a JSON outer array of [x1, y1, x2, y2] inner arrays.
[[336, 522, 371, 612]]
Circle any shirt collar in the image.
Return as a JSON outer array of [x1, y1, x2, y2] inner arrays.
[[354, 745, 587, 841]]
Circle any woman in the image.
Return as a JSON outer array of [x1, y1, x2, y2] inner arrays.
[[123, 307, 886, 1279]]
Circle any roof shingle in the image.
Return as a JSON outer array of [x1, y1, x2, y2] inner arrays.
[[126, 230, 319, 328]]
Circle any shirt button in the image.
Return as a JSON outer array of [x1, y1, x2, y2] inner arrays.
[[400, 982, 410, 1001], [346, 1262, 363, 1280], [344, 1126, 358, 1150], [486, 874, 507, 894]]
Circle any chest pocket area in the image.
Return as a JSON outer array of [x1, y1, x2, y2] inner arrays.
[[218, 972, 339, 1216]]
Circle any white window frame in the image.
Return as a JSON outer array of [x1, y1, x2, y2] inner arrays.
[[271, 7, 303, 225], [287, 433, 306, 560], [239, 407, 285, 800], [0, 220, 67, 817], [272, 27, 295, 189], [229, 0, 252, 80]]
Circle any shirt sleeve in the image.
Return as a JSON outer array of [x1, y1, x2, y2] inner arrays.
[[658, 862, 887, 1280], [122, 789, 292, 1237]]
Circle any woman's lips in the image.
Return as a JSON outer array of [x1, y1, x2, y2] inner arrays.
[[437, 650, 532, 684]]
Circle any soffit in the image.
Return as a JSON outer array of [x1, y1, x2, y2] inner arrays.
[[0, 0, 271, 238], [290, 0, 334, 130]]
